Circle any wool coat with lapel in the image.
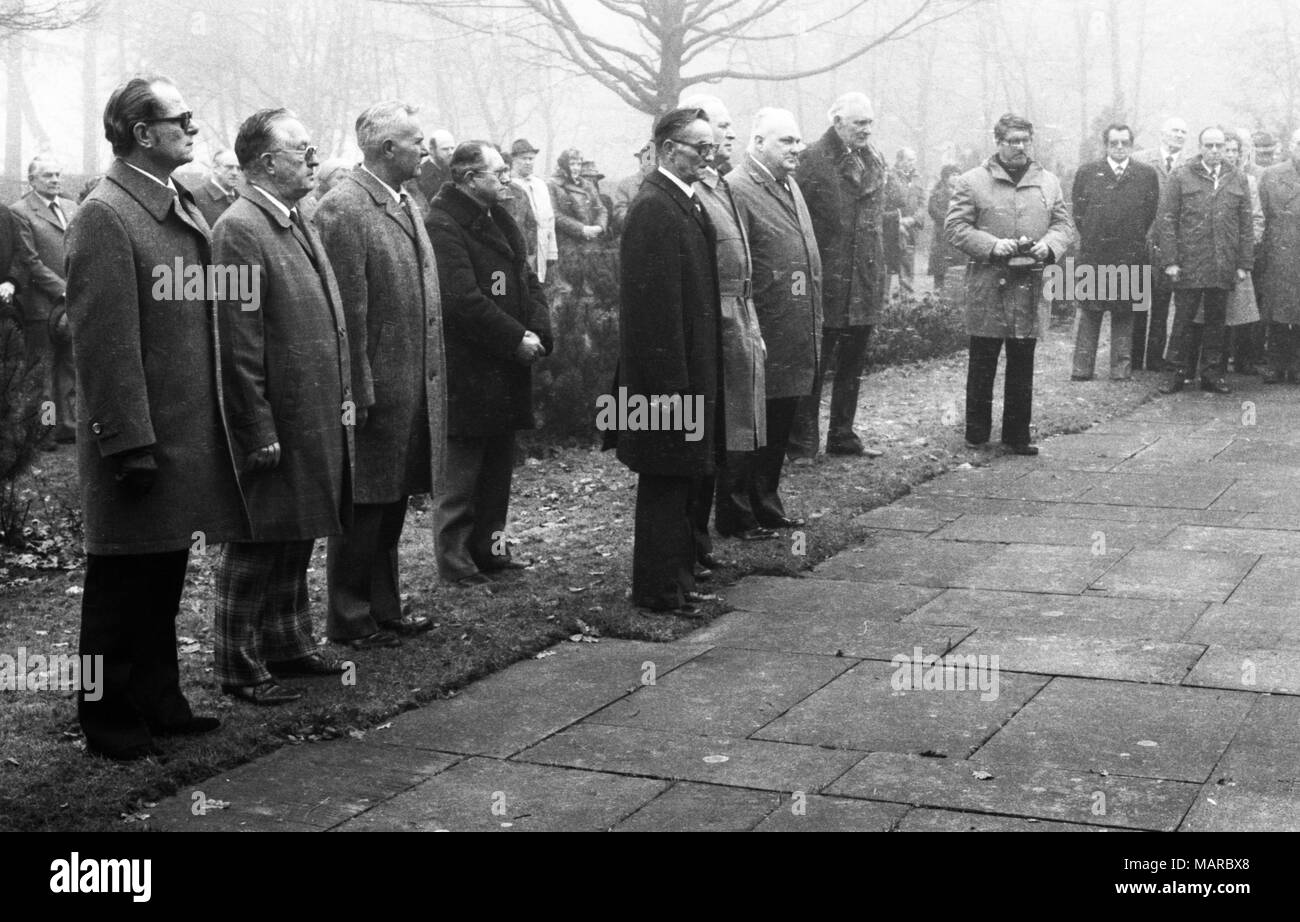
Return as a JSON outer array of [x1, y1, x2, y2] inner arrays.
[[728, 155, 824, 400], [213, 186, 354, 541], [695, 168, 765, 452], [9, 190, 77, 325], [192, 180, 239, 229], [613, 169, 722, 477], [1071, 158, 1160, 269], [1259, 160, 1300, 325], [65, 159, 247, 555], [795, 127, 887, 328], [313, 169, 447, 503], [426, 184, 553, 437], [1155, 156, 1255, 290]]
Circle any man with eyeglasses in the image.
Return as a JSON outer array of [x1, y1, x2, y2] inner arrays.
[[208, 108, 352, 705], [426, 142, 552, 587], [1070, 123, 1159, 381], [1155, 126, 1255, 395], [65, 75, 246, 759], [791, 91, 888, 460], [612, 106, 723, 616], [314, 101, 447, 648]]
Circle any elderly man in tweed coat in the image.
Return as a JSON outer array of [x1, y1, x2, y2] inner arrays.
[[66, 76, 247, 760], [212, 109, 354, 705], [315, 101, 447, 649], [730, 108, 824, 535]]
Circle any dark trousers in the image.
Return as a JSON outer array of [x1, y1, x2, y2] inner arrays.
[[215, 540, 316, 687], [1268, 322, 1300, 375], [1169, 288, 1229, 380], [1232, 321, 1264, 372], [716, 396, 799, 533], [1133, 283, 1172, 369], [965, 335, 1036, 446], [326, 498, 409, 641], [632, 473, 697, 609], [788, 325, 872, 457], [689, 474, 714, 560], [24, 320, 75, 441], [433, 433, 516, 580], [79, 550, 194, 756]]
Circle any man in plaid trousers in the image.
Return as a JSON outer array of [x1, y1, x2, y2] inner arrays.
[[212, 108, 354, 704]]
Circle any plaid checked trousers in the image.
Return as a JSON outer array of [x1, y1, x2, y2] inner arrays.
[[215, 540, 317, 687]]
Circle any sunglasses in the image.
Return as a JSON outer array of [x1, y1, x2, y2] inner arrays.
[[671, 138, 718, 157], [143, 111, 194, 131]]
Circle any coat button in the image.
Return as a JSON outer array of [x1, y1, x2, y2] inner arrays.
[[91, 422, 102, 435]]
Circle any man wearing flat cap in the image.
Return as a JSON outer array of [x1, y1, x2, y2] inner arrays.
[[507, 138, 558, 282]]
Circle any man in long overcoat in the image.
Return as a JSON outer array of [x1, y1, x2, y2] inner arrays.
[[1070, 123, 1160, 380], [1132, 116, 1189, 369], [315, 101, 447, 648], [1258, 128, 1300, 382], [730, 107, 824, 534], [946, 113, 1074, 455], [1155, 126, 1254, 394], [67, 76, 246, 759], [427, 141, 552, 585], [791, 91, 887, 459], [614, 107, 722, 616], [213, 109, 353, 704]]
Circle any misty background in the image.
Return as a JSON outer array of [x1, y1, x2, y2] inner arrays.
[[2, 0, 1298, 197]]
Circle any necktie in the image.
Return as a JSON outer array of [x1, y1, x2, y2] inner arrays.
[[1115, 166, 1124, 181], [1166, 155, 1174, 174], [50, 200, 66, 230], [289, 208, 318, 265]]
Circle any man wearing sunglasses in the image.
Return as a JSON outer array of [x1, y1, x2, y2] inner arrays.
[[66, 76, 246, 759]]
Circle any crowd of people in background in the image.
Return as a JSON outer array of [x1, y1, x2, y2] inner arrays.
[[2, 69, 1296, 760]]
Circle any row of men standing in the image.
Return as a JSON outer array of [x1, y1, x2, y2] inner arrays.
[[68, 76, 550, 759]]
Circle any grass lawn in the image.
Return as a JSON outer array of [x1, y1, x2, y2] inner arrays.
[[0, 319, 1159, 831]]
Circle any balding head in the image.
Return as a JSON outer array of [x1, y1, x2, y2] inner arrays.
[[1161, 117, 1188, 152], [828, 92, 874, 151], [432, 129, 456, 167], [682, 93, 735, 168], [750, 107, 803, 179]]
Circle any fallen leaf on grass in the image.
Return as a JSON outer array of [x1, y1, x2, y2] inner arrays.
[[971, 770, 995, 781]]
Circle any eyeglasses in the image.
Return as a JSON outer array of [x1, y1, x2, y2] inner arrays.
[[1000, 137, 1032, 148], [670, 138, 718, 157], [142, 111, 194, 131], [475, 168, 512, 181], [266, 145, 319, 162]]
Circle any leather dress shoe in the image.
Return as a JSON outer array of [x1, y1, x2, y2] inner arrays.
[[1002, 443, 1039, 456], [382, 614, 432, 636], [1201, 378, 1232, 394], [151, 715, 221, 736], [268, 653, 345, 677], [452, 573, 493, 587], [826, 438, 865, 456], [332, 629, 400, 650], [759, 515, 805, 529], [222, 681, 303, 706]]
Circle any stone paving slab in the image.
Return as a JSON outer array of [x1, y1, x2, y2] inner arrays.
[[897, 808, 1124, 832], [377, 640, 711, 758], [146, 742, 460, 832], [720, 576, 939, 621], [752, 795, 906, 832], [813, 538, 994, 587], [1088, 548, 1258, 601], [585, 646, 853, 737], [930, 513, 1174, 549], [334, 757, 667, 832], [1210, 480, 1300, 514], [974, 678, 1255, 783], [1183, 646, 1300, 695], [909, 468, 1029, 497], [516, 723, 864, 792], [1180, 787, 1300, 831], [1033, 433, 1156, 471], [852, 505, 956, 533], [1211, 438, 1300, 465], [1231, 512, 1300, 531], [948, 630, 1203, 684], [1207, 695, 1300, 789], [1224, 555, 1300, 605], [1114, 437, 1234, 468], [611, 782, 783, 832], [693, 595, 970, 660], [827, 751, 1198, 831], [897, 493, 1244, 526], [990, 470, 1109, 503], [1159, 525, 1300, 556], [1184, 603, 1300, 649], [752, 660, 1049, 757], [907, 589, 1206, 640], [958, 543, 1123, 594], [1077, 472, 1235, 509]]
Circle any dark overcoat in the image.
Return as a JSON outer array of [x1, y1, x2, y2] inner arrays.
[[795, 127, 887, 328], [0, 208, 22, 300], [613, 169, 722, 477], [1155, 156, 1255, 290], [65, 159, 247, 555], [213, 186, 354, 541], [9, 190, 77, 325], [192, 181, 238, 228], [1071, 158, 1160, 268], [728, 156, 824, 400], [314, 169, 447, 502], [426, 184, 553, 437]]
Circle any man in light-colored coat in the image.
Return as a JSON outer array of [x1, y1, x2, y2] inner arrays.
[[10, 156, 78, 445], [66, 76, 246, 759], [947, 113, 1074, 455], [213, 109, 354, 705], [730, 107, 824, 534], [315, 101, 447, 649]]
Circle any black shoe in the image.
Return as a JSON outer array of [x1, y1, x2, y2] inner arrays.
[[222, 681, 303, 706], [1002, 443, 1039, 456], [451, 573, 493, 587], [151, 715, 221, 736], [381, 614, 432, 636], [268, 653, 345, 677], [965, 438, 991, 450], [758, 515, 805, 529], [1201, 378, 1232, 394], [826, 440, 865, 457], [332, 629, 401, 650]]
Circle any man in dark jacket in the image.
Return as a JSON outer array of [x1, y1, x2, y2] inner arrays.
[[426, 141, 552, 586], [212, 109, 353, 705], [613, 106, 721, 616], [791, 91, 888, 459], [67, 76, 246, 759], [0, 208, 21, 312], [1070, 123, 1160, 381], [315, 101, 446, 648], [1155, 126, 1255, 394], [191, 148, 241, 227]]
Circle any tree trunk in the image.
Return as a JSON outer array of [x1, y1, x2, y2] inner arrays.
[[5, 37, 23, 181]]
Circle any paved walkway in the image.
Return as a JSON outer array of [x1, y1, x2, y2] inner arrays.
[[150, 385, 1300, 831]]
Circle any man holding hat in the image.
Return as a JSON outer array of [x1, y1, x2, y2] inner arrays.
[[508, 138, 558, 282]]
